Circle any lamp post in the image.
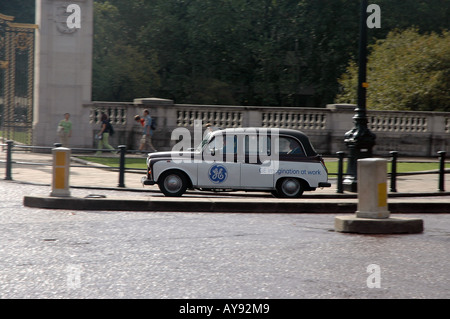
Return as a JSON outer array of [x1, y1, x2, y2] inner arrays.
[[343, 0, 376, 192]]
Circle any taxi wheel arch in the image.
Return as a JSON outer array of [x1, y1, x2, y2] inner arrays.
[[274, 177, 307, 198], [157, 170, 191, 197]]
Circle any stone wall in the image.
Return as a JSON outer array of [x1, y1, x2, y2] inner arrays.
[[83, 99, 450, 157]]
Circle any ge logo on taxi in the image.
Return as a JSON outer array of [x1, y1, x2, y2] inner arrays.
[[209, 164, 228, 184]]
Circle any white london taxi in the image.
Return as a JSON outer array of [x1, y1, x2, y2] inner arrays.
[[141, 128, 331, 197]]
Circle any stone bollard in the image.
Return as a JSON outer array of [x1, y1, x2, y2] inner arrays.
[[50, 147, 71, 197], [335, 158, 423, 234], [356, 158, 390, 219]]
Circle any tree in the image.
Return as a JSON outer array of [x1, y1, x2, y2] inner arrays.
[[92, 2, 160, 101], [0, 0, 35, 23], [335, 28, 450, 112], [92, 0, 450, 106]]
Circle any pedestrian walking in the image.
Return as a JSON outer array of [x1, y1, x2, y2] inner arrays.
[[57, 113, 72, 147], [95, 112, 115, 155], [140, 109, 157, 154]]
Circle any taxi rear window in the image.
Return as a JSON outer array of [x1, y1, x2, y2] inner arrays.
[[279, 136, 305, 156]]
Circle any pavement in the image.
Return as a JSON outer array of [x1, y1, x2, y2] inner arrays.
[[1, 148, 449, 214], [1, 148, 450, 299]]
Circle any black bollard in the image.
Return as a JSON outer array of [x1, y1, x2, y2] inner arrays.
[[5, 140, 13, 180], [118, 145, 126, 188], [390, 151, 398, 193], [336, 151, 345, 194], [438, 151, 446, 192]]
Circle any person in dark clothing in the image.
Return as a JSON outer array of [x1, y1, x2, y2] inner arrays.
[[95, 112, 115, 155]]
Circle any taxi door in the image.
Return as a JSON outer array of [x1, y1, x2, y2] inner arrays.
[[197, 134, 241, 188], [240, 134, 274, 189]]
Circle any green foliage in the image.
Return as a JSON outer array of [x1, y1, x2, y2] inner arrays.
[[92, 2, 160, 101], [2, 0, 449, 108], [0, 0, 35, 23], [93, 0, 449, 107], [336, 28, 450, 111], [128, 0, 363, 106]]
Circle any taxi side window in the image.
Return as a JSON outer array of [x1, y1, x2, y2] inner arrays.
[[222, 135, 237, 154], [279, 137, 305, 156], [245, 135, 271, 156], [204, 135, 237, 162], [245, 135, 257, 155], [205, 135, 236, 152]]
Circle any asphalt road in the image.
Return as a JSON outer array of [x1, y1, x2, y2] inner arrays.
[[0, 180, 449, 299]]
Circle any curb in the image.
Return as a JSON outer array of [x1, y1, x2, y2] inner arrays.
[[23, 195, 450, 214], [334, 216, 424, 234], [8, 178, 450, 199], [23, 195, 355, 213]]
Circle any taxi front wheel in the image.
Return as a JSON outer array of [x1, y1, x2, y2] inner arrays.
[[274, 178, 304, 198], [158, 171, 188, 197]]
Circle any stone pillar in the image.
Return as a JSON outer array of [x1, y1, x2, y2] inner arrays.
[[334, 158, 424, 234], [356, 158, 390, 219], [33, 0, 93, 148]]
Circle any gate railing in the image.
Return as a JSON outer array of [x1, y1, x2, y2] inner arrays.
[[0, 13, 37, 145]]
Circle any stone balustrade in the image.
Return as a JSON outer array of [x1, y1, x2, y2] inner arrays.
[[83, 99, 449, 156]]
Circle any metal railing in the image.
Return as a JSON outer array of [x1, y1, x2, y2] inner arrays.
[[1, 140, 448, 193], [1, 140, 146, 188], [331, 150, 447, 193]]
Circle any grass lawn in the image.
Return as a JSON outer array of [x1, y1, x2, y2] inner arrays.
[[324, 159, 450, 175], [78, 155, 449, 174], [0, 131, 31, 145], [77, 156, 147, 170]]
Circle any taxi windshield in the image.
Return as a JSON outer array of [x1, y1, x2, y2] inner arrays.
[[196, 127, 222, 151], [196, 131, 215, 152]]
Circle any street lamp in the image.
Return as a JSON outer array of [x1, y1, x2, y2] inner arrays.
[[343, 0, 376, 192]]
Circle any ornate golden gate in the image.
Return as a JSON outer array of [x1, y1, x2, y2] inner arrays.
[[0, 13, 36, 144]]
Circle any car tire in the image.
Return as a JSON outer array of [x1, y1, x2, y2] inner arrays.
[[275, 178, 304, 198], [158, 171, 188, 197]]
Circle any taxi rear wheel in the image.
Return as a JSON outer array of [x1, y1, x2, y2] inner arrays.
[[158, 171, 188, 197], [275, 178, 305, 198]]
